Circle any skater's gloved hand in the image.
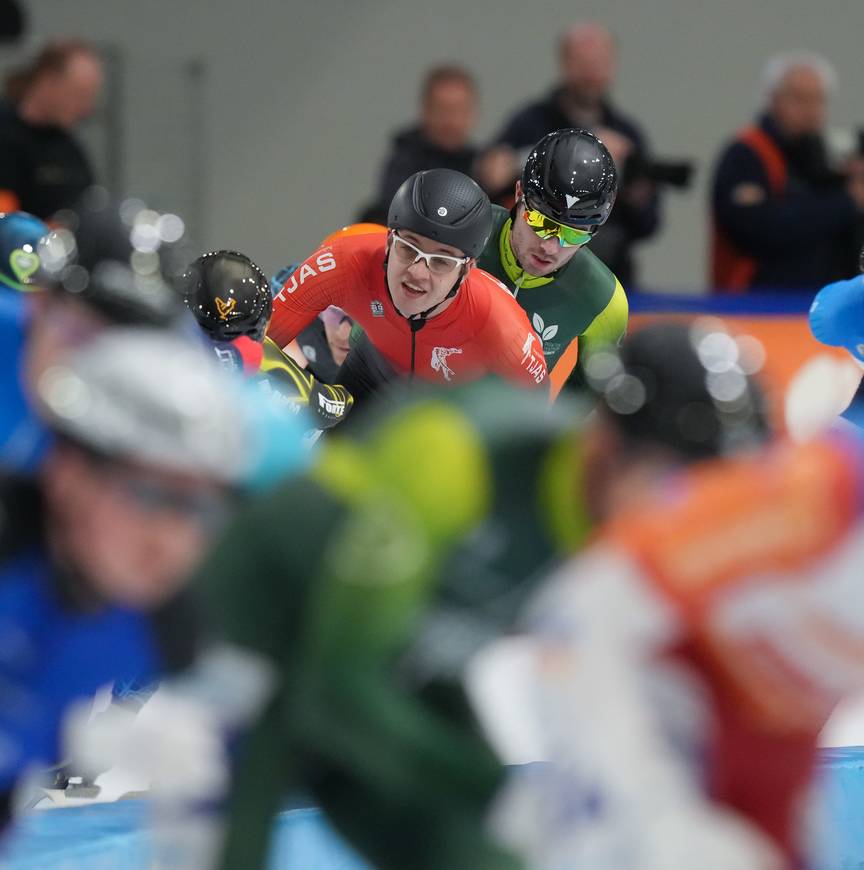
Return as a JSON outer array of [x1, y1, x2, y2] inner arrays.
[[63, 689, 228, 801], [261, 350, 353, 429], [307, 380, 353, 429]]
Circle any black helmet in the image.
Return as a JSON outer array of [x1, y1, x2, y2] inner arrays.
[[179, 250, 272, 342], [39, 189, 188, 327], [521, 129, 618, 229], [585, 322, 769, 461], [387, 168, 492, 258]]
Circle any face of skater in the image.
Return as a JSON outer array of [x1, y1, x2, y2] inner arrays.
[[385, 229, 471, 318]]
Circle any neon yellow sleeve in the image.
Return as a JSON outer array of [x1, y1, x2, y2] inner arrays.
[[580, 278, 629, 357]]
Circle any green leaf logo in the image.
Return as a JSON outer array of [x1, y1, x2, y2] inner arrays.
[[532, 312, 559, 344]]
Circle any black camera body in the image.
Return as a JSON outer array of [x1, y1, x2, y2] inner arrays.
[[625, 153, 695, 190]]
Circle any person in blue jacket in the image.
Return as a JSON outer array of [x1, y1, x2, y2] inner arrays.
[[0, 326, 308, 831]]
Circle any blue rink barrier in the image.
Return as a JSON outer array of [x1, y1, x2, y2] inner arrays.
[[3, 750, 864, 869], [0, 800, 369, 870], [811, 748, 864, 870]]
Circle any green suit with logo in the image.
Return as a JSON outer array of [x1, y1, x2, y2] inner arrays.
[[477, 204, 628, 397], [194, 382, 592, 870]]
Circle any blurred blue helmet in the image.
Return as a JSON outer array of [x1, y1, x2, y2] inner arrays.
[[270, 263, 298, 298], [237, 377, 314, 491], [0, 211, 49, 292]]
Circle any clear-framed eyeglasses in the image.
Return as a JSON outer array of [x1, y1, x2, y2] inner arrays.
[[390, 232, 469, 276]]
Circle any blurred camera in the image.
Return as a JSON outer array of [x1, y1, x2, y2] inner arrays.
[[626, 153, 695, 190]]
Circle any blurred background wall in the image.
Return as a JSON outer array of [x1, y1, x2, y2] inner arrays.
[[2, 0, 863, 290]]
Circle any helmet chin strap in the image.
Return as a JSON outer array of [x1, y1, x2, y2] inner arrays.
[[382, 244, 469, 328]]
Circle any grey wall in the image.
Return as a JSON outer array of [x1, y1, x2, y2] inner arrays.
[[5, 0, 864, 290]]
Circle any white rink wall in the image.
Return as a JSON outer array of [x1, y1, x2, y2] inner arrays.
[[3, 0, 863, 291]]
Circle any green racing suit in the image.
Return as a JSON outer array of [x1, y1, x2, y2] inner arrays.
[[192, 382, 592, 869], [476, 204, 629, 398]]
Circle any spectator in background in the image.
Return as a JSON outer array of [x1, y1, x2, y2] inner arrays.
[[477, 23, 660, 287], [0, 0, 24, 44], [0, 40, 102, 218], [358, 65, 478, 224], [711, 53, 864, 293]]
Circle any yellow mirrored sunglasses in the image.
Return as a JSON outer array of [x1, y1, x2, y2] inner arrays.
[[522, 202, 595, 247]]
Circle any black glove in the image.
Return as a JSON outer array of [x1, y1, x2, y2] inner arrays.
[[260, 341, 353, 429], [307, 380, 353, 429]]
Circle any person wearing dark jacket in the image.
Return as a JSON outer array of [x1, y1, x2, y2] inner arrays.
[[477, 23, 660, 287], [711, 53, 864, 293], [359, 66, 478, 224], [0, 40, 101, 218]]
